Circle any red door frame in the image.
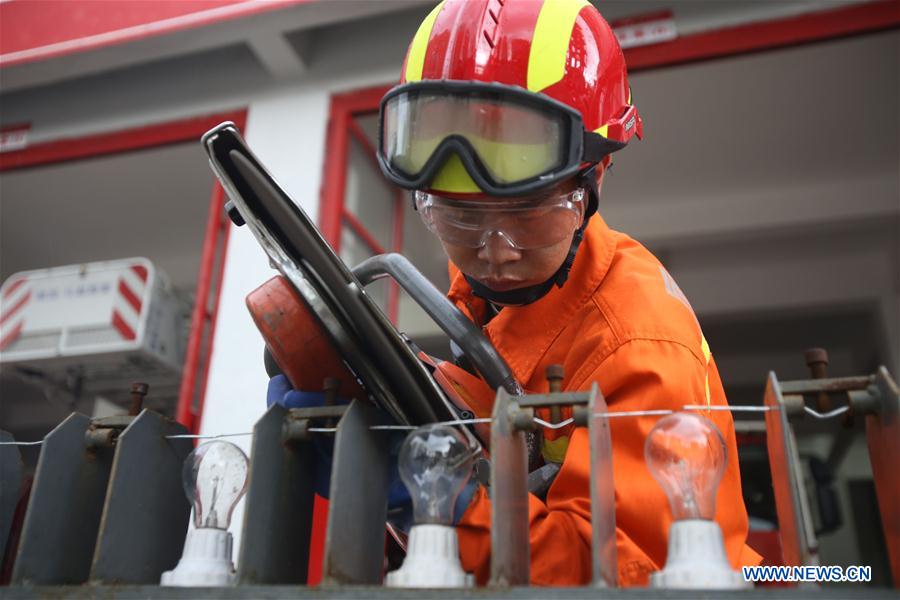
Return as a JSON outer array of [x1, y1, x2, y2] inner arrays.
[[320, 84, 406, 322], [0, 109, 247, 433]]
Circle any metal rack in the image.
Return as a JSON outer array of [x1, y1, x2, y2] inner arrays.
[[1, 366, 897, 597]]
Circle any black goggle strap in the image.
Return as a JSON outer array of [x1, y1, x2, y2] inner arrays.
[[550, 164, 597, 288]]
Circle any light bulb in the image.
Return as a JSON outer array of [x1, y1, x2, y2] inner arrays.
[[398, 424, 474, 526], [644, 411, 725, 521], [387, 425, 475, 588], [162, 441, 249, 587], [183, 441, 249, 529], [645, 412, 748, 589]]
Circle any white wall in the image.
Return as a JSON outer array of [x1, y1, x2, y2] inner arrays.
[[197, 65, 399, 550]]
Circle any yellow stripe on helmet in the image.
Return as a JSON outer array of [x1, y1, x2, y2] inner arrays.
[[405, 1, 446, 83], [527, 0, 590, 92]]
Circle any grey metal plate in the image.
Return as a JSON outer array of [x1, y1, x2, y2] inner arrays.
[[865, 367, 900, 584], [587, 384, 617, 588], [238, 404, 317, 584], [321, 399, 391, 585], [490, 388, 530, 586], [90, 410, 192, 584], [0, 431, 24, 563], [763, 373, 818, 567], [12, 413, 114, 585]]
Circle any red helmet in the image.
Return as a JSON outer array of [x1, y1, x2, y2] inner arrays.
[[386, 0, 642, 195]]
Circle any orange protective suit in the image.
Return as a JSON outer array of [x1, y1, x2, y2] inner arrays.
[[447, 214, 762, 587]]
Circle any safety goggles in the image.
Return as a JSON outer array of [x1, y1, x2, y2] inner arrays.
[[415, 187, 586, 250], [378, 81, 637, 197]]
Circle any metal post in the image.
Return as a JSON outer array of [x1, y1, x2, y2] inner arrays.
[[489, 387, 530, 586], [0, 430, 23, 564], [321, 399, 391, 585], [237, 404, 321, 584], [764, 373, 819, 568], [587, 384, 617, 587], [12, 413, 115, 584], [90, 410, 192, 584], [864, 367, 900, 586]]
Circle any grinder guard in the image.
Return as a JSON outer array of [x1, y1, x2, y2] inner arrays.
[[202, 122, 521, 443]]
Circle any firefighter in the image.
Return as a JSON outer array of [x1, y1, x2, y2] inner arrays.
[[376, 0, 762, 586], [269, 0, 762, 587]]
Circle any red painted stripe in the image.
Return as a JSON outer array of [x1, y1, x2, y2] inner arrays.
[[0, 291, 31, 327], [130, 264, 149, 283], [0, 110, 247, 172], [2, 278, 26, 299], [624, 0, 900, 72], [111, 310, 136, 341], [0, 321, 24, 352], [117, 280, 143, 314], [610, 10, 674, 29]]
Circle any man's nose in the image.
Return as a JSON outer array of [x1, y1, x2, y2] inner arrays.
[[477, 231, 522, 264]]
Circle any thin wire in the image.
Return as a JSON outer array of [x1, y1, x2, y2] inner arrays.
[[598, 409, 675, 419], [310, 418, 493, 434], [683, 404, 776, 413], [439, 417, 493, 427], [804, 405, 850, 420], [165, 432, 253, 440], [0, 404, 852, 446], [534, 417, 574, 429]]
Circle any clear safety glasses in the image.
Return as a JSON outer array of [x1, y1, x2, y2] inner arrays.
[[415, 188, 586, 250], [379, 81, 632, 197]]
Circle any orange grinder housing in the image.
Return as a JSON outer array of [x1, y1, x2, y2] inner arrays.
[[245, 275, 364, 399]]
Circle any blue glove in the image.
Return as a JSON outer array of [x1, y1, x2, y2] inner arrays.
[[267, 374, 334, 497], [266, 375, 413, 508]]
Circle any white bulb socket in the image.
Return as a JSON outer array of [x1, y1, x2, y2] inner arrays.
[[160, 528, 237, 587], [650, 519, 749, 590], [385, 525, 474, 588]]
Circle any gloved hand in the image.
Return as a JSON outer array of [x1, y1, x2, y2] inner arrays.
[[267, 374, 335, 497], [266, 374, 413, 509]]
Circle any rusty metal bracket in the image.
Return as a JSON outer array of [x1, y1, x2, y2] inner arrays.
[[90, 410, 192, 584], [588, 384, 617, 588], [764, 373, 819, 569], [12, 413, 115, 585], [84, 415, 134, 449], [321, 399, 391, 585], [238, 404, 330, 584], [864, 367, 900, 586], [490, 387, 530, 586], [490, 386, 615, 587]]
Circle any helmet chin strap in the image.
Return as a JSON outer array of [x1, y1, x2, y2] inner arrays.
[[464, 166, 599, 307]]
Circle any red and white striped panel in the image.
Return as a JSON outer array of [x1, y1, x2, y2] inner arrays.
[[110, 263, 148, 341], [0, 277, 31, 351]]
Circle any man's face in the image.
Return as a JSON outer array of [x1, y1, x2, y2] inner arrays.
[[434, 179, 584, 293]]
